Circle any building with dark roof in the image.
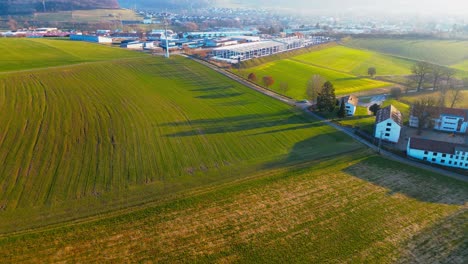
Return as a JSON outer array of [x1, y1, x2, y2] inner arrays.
[[409, 106, 468, 134], [407, 138, 468, 170], [375, 105, 402, 143], [341, 95, 359, 116]]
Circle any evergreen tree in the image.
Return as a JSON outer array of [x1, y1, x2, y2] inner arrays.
[[337, 99, 346, 118], [316, 81, 336, 112], [369, 103, 381, 116]]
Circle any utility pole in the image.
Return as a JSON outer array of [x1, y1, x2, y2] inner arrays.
[[378, 131, 383, 154], [164, 13, 170, 58]]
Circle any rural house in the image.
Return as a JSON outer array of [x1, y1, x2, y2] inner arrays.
[[407, 138, 468, 170], [409, 106, 468, 134], [374, 105, 402, 143], [340, 95, 359, 116]]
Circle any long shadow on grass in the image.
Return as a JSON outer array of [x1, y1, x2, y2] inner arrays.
[[196, 92, 244, 99], [163, 110, 323, 137], [343, 156, 468, 205], [261, 131, 362, 170], [397, 209, 467, 263], [190, 85, 234, 92]]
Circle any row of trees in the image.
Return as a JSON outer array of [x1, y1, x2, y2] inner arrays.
[[408, 62, 466, 108], [410, 61, 457, 92]]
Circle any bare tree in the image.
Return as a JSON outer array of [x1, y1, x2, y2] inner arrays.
[[412, 97, 437, 134], [438, 69, 457, 107], [306, 75, 325, 103], [279, 82, 289, 94], [262, 76, 275, 88], [430, 65, 444, 91], [448, 87, 465, 108], [411, 61, 432, 92]]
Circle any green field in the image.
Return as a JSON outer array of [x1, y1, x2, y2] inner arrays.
[[0, 39, 466, 262], [0, 38, 145, 72], [0, 40, 362, 233], [0, 153, 466, 263], [345, 38, 468, 66], [293, 46, 413, 76], [240, 59, 391, 98]]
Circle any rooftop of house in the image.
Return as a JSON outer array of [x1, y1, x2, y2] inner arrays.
[[376, 105, 402, 126], [341, 95, 359, 107], [409, 137, 468, 154], [411, 106, 468, 120]]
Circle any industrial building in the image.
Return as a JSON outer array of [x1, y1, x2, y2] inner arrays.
[[210, 37, 309, 61], [211, 41, 285, 61], [183, 31, 256, 39], [70, 34, 112, 44]]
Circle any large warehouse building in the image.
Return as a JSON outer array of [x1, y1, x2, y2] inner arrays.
[[210, 37, 308, 62], [211, 41, 285, 61]]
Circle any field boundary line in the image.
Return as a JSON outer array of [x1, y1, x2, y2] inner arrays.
[[0, 56, 148, 75]]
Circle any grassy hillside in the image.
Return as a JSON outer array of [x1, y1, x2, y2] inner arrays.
[[0, 52, 362, 232], [293, 45, 413, 76], [0, 38, 145, 72], [345, 38, 468, 66], [240, 59, 390, 98], [0, 153, 466, 263]]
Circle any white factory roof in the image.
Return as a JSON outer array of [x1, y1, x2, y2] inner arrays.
[[213, 41, 283, 53]]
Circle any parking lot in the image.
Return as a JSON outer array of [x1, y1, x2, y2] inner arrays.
[[396, 126, 468, 151]]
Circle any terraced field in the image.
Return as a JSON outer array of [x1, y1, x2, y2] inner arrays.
[[240, 59, 391, 98], [0, 38, 145, 72]]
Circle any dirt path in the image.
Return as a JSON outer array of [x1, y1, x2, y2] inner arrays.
[[185, 55, 468, 182]]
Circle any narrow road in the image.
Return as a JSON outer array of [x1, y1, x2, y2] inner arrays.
[[185, 56, 468, 182]]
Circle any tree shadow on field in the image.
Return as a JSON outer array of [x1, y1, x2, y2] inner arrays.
[[396, 209, 467, 264], [163, 110, 322, 137], [196, 92, 244, 99], [216, 100, 253, 107], [343, 156, 468, 205], [190, 84, 234, 92], [262, 131, 362, 169]]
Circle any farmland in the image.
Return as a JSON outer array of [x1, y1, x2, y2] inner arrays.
[[0, 38, 146, 72], [237, 45, 423, 98], [0, 153, 466, 263], [0, 42, 362, 233], [293, 46, 413, 76], [345, 38, 468, 66], [0, 39, 466, 262], [239, 59, 391, 98]]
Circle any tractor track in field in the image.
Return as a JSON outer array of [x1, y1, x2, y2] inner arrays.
[[185, 55, 467, 182]]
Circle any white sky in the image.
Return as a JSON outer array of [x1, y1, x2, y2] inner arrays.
[[239, 0, 468, 15]]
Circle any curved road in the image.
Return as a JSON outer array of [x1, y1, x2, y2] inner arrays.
[[185, 56, 468, 182]]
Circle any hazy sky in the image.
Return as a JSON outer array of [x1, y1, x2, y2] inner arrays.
[[232, 0, 468, 15]]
